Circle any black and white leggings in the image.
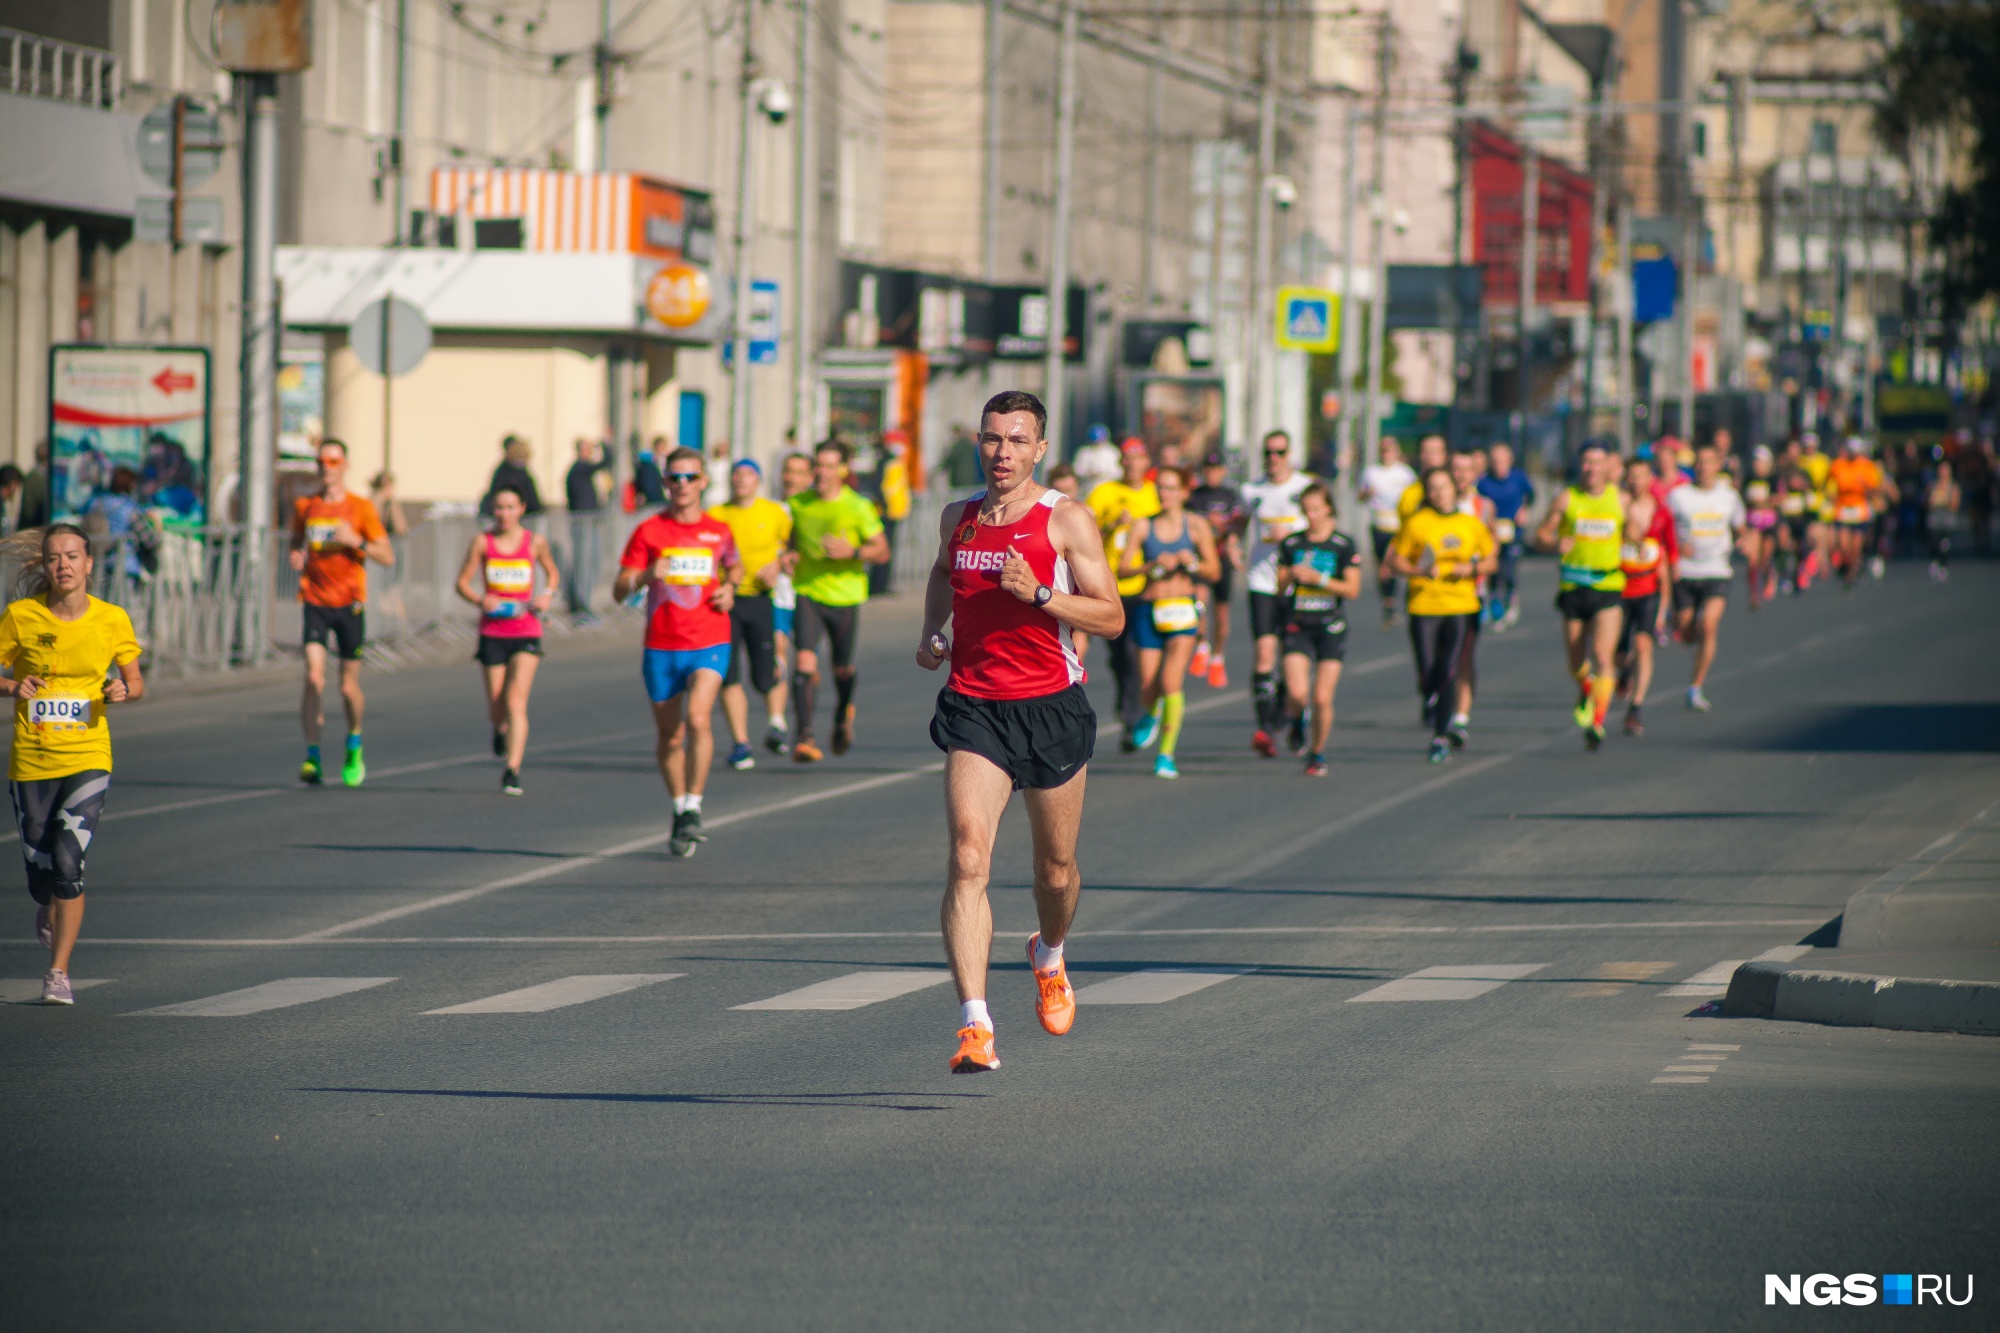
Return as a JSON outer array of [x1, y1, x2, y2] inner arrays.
[[11, 770, 109, 905]]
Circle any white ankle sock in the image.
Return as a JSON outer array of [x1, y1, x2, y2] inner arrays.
[[767, 714, 787, 731], [673, 795, 687, 814], [684, 793, 702, 813], [960, 999, 991, 1030], [1032, 935, 1063, 972]]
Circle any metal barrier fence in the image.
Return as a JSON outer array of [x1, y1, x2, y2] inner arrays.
[[3, 499, 948, 678]]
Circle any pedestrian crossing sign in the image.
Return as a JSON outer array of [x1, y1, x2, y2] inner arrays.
[[1275, 287, 1339, 352]]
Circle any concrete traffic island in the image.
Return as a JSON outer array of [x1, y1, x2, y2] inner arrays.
[[1724, 803, 1999, 1036]]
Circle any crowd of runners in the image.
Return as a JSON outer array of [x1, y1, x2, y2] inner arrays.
[[3, 389, 1982, 1074]]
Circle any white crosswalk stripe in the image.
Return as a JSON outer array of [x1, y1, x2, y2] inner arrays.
[[1075, 967, 1254, 1004], [732, 970, 952, 1011], [1348, 964, 1548, 1002], [129, 977, 397, 1017], [1661, 960, 1744, 998], [1, 977, 114, 1002], [426, 974, 684, 1014]]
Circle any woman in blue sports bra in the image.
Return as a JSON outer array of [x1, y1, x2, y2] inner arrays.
[[1116, 466, 1220, 778]]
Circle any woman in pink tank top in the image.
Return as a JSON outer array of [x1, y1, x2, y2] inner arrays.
[[454, 484, 561, 795]]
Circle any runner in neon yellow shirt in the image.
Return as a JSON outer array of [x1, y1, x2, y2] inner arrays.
[[787, 441, 890, 760]]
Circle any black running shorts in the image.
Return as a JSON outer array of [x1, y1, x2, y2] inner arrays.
[[930, 684, 1096, 791], [303, 603, 366, 660], [474, 635, 542, 666], [1673, 577, 1731, 613], [1281, 619, 1348, 663], [793, 596, 861, 671], [1248, 590, 1287, 639], [1617, 592, 1660, 657], [725, 593, 779, 694], [1554, 586, 1624, 621]]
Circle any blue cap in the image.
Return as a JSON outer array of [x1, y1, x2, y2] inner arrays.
[[732, 457, 762, 476], [1087, 424, 1111, 443]]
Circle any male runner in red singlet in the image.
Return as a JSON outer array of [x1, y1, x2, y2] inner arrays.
[[917, 390, 1126, 1073]]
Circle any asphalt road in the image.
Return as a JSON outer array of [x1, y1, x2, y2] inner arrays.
[[2, 554, 1995, 1330]]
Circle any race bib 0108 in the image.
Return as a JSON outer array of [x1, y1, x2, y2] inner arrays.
[[26, 695, 90, 728], [1150, 597, 1199, 633], [661, 548, 716, 585]]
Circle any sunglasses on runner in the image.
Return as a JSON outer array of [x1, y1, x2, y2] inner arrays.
[[666, 471, 703, 483]]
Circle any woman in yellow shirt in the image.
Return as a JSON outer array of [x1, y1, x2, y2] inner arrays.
[[0, 524, 145, 1004], [1389, 469, 1496, 764]]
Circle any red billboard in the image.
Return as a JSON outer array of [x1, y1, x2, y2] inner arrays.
[[1469, 121, 1593, 309]]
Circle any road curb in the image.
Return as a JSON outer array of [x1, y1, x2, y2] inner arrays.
[[1723, 960, 2000, 1036]]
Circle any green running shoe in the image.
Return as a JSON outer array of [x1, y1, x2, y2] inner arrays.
[[342, 743, 366, 787], [300, 757, 323, 785], [1571, 696, 1593, 730]]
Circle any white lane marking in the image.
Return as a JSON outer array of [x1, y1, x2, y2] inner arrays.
[[1074, 966, 1254, 1004], [129, 976, 396, 1016], [11, 918, 1834, 948], [1685, 1043, 1740, 1051], [0, 727, 654, 846], [1662, 1064, 1720, 1073], [291, 763, 948, 941], [732, 970, 952, 1011], [1753, 944, 1813, 962], [1661, 960, 1746, 997], [1347, 963, 1547, 1002], [0, 977, 113, 1002], [424, 973, 683, 1014], [1651, 1075, 1709, 1084]]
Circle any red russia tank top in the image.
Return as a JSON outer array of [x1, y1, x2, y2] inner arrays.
[[948, 489, 1083, 700], [481, 531, 541, 637]]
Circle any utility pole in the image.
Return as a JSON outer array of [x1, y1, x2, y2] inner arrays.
[[1616, 197, 1634, 455], [728, 0, 760, 466], [1140, 0, 1162, 311], [1516, 145, 1538, 454], [1447, 43, 1473, 443], [1248, 17, 1278, 441], [1334, 104, 1358, 480], [791, 0, 817, 451], [1041, 0, 1080, 456], [391, 0, 407, 242], [984, 0, 1003, 281], [1581, 73, 1608, 438], [238, 72, 280, 662], [1361, 14, 1391, 464], [1678, 195, 1697, 443], [596, 0, 614, 168]]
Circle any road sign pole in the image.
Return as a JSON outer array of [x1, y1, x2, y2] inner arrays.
[[171, 94, 186, 246], [237, 72, 280, 665]]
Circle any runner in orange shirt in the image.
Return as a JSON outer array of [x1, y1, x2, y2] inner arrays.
[[1826, 438, 1894, 592], [289, 439, 395, 786]]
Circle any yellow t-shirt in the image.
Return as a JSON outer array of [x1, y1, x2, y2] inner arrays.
[[1089, 479, 1161, 597], [0, 596, 143, 781], [1396, 481, 1427, 527], [1392, 509, 1494, 617], [708, 497, 793, 595]]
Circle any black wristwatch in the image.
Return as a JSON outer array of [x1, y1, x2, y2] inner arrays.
[[1032, 583, 1054, 608]]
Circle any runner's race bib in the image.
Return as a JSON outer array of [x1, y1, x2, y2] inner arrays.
[[1837, 504, 1870, 524], [661, 548, 716, 585], [1260, 517, 1302, 545], [1150, 597, 1199, 633], [305, 518, 341, 550], [1621, 538, 1660, 568], [1690, 515, 1729, 540], [26, 695, 90, 729], [1493, 518, 1517, 543], [1574, 516, 1619, 540], [1745, 481, 1770, 505], [1371, 512, 1401, 533], [1294, 591, 1337, 613], [1780, 494, 1807, 516], [485, 558, 533, 592]]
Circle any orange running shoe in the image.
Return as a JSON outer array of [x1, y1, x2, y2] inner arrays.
[[1027, 932, 1076, 1035], [950, 1024, 1000, 1072], [793, 737, 824, 763], [1189, 639, 1212, 678], [1207, 660, 1228, 689]]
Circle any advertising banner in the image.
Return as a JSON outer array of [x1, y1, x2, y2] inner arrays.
[[48, 344, 211, 528]]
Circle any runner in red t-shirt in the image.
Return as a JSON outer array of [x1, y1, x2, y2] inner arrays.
[[615, 446, 739, 857], [916, 390, 1125, 1074], [1614, 453, 1677, 736]]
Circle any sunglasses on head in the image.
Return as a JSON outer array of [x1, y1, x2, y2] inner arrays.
[[667, 471, 703, 483]]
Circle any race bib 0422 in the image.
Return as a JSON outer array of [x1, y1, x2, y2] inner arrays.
[[661, 548, 716, 585]]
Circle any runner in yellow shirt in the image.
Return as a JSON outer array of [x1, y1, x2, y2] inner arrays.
[[0, 524, 145, 1005], [1087, 441, 1160, 749], [1388, 468, 1496, 764], [710, 458, 796, 767]]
